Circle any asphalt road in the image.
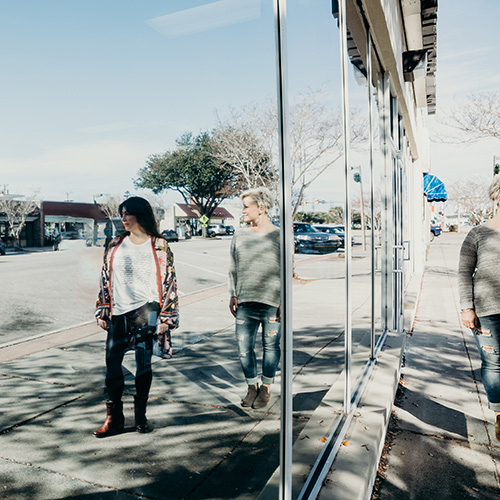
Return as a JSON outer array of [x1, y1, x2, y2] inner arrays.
[[0, 232, 368, 347], [0, 236, 234, 346]]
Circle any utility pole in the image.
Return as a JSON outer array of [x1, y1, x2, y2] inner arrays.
[[352, 166, 366, 250]]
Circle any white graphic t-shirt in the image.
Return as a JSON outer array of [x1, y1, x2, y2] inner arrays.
[[112, 236, 158, 315]]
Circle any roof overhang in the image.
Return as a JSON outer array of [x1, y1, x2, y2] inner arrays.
[[332, 0, 438, 160], [401, 0, 438, 114]]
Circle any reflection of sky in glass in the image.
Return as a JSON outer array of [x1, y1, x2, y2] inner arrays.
[[0, 0, 498, 201], [146, 0, 261, 38]]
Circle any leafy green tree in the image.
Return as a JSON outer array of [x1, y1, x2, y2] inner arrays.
[[326, 206, 344, 224], [135, 132, 240, 229], [294, 206, 345, 225]]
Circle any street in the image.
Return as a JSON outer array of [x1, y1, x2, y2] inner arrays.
[[0, 232, 370, 349], [0, 237, 233, 346]]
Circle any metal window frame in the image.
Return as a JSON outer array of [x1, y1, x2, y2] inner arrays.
[[296, 10, 392, 500], [274, 1, 293, 499], [338, 0, 353, 417], [273, 1, 409, 497]]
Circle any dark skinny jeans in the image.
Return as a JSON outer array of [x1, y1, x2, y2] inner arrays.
[[105, 314, 153, 402]]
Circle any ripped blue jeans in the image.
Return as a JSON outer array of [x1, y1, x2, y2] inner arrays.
[[474, 314, 500, 411], [235, 302, 281, 385]]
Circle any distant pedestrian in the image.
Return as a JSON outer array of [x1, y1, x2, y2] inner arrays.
[[94, 196, 179, 437], [459, 175, 500, 441], [229, 187, 281, 409], [52, 229, 61, 251]]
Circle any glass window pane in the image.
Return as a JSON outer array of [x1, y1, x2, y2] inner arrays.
[[0, 2, 282, 498], [286, 1, 346, 495]]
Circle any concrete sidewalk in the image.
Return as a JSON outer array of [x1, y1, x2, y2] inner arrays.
[[1, 250, 373, 500], [371, 233, 500, 499], [4, 235, 481, 500]]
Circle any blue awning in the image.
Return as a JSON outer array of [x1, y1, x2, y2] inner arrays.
[[423, 173, 447, 202]]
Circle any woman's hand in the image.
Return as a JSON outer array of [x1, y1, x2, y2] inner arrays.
[[97, 319, 109, 331], [229, 296, 238, 317], [461, 309, 478, 330], [157, 322, 169, 335]]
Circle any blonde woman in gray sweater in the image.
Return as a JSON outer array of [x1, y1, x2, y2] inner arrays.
[[229, 187, 281, 409], [459, 175, 500, 441]]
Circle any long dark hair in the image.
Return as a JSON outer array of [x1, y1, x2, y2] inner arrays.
[[118, 197, 162, 238]]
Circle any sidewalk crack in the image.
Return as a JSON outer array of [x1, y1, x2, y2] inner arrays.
[[0, 395, 82, 435], [0, 455, 157, 499]]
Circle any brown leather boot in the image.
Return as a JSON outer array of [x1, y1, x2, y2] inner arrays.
[[93, 401, 124, 438], [252, 385, 270, 409], [241, 384, 258, 407], [134, 396, 151, 433]]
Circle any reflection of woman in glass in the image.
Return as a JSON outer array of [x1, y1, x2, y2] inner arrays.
[[94, 197, 179, 437], [459, 175, 500, 442], [229, 187, 281, 409]]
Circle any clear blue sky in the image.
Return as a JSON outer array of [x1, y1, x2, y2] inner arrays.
[[429, 0, 500, 185], [0, 0, 498, 204]]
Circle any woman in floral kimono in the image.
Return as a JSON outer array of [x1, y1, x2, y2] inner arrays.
[[94, 196, 179, 437]]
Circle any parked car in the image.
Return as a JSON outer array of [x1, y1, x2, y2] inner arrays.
[[293, 222, 342, 254], [313, 224, 353, 247], [0, 240, 5, 255], [61, 229, 80, 240], [224, 225, 235, 235], [208, 224, 227, 236], [430, 223, 441, 242], [161, 229, 179, 243]]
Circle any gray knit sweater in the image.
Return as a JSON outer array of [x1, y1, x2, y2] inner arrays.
[[458, 224, 500, 317], [228, 227, 281, 308]]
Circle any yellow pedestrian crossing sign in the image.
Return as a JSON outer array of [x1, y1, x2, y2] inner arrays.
[[199, 214, 209, 227]]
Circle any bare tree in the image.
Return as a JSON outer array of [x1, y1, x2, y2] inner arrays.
[[212, 117, 275, 191], [0, 195, 40, 248], [99, 195, 121, 221], [352, 188, 383, 231], [216, 89, 367, 217], [141, 192, 169, 226], [439, 91, 500, 142], [447, 175, 492, 225]]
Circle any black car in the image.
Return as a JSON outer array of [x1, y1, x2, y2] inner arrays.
[[162, 229, 179, 243], [293, 222, 342, 254], [0, 241, 5, 255], [313, 224, 353, 247], [224, 225, 235, 235]]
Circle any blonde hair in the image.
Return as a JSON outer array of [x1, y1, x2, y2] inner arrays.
[[488, 175, 500, 203], [240, 186, 274, 212]]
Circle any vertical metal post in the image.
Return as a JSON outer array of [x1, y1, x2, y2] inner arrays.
[[379, 74, 391, 333], [338, 0, 352, 414], [274, 1, 293, 498], [367, 33, 375, 360]]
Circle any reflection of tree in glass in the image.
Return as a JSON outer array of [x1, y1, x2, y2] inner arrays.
[[135, 132, 241, 223], [352, 187, 383, 231], [99, 195, 121, 221], [212, 123, 275, 191], [0, 194, 39, 248], [214, 88, 368, 216], [295, 206, 344, 224]]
